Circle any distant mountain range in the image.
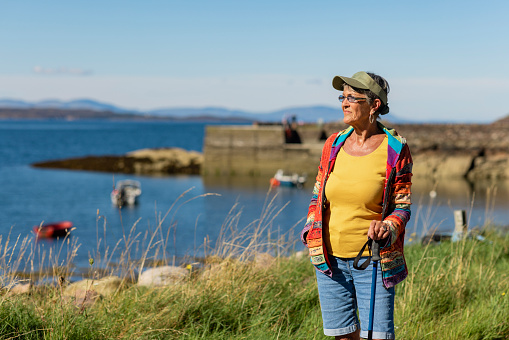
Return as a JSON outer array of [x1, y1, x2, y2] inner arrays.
[[0, 98, 412, 123], [0, 99, 133, 114]]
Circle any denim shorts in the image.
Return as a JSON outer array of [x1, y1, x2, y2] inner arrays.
[[315, 255, 395, 339]]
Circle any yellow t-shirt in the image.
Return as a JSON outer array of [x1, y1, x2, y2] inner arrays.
[[323, 136, 387, 258]]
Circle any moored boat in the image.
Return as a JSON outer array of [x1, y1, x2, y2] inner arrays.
[[33, 221, 73, 238], [111, 180, 142, 207], [270, 169, 307, 188]]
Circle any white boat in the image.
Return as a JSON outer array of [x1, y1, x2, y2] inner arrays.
[[270, 169, 307, 188], [111, 180, 142, 207]]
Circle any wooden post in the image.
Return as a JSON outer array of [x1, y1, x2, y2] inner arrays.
[[452, 210, 467, 242]]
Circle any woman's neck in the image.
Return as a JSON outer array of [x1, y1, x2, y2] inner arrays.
[[349, 122, 383, 146]]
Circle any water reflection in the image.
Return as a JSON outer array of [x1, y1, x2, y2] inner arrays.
[[410, 178, 509, 237], [204, 175, 509, 238]]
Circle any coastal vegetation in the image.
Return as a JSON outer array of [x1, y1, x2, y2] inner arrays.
[[4, 100, 509, 339], [1, 217, 508, 339]]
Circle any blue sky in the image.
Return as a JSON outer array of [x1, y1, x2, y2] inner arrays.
[[1, 0, 508, 122]]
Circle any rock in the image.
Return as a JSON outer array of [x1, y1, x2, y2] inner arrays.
[[32, 148, 203, 176], [412, 148, 509, 181], [293, 250, 307, 259], [71, 288, 101, 309], [63, 276, 123, 297], [8, 283, 31, 295], [253, 252, 275, 270], [467, 153, 509, 180], [138, 266, 190, 287], [126, 148, 203, 175], [412, 153, 475, 179]]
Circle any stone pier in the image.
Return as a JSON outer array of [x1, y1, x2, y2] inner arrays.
[[202, 120, 509, 181], [202, 125, 324, 177]]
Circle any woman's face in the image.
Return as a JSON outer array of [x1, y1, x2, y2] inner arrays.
[[341, 87, 372, 127]]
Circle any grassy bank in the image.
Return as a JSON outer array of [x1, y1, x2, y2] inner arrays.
[[0, 229, 508, 339]]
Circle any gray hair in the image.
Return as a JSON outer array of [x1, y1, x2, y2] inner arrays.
[[344, 72, 390, 115]]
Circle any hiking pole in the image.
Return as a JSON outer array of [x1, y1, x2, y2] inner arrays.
[[367, 239, 381, 340]]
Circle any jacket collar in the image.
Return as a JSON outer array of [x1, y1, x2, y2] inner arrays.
[[330, 122, 406, 167]]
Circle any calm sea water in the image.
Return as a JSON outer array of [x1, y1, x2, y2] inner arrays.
[[1, 120, 508, 275]]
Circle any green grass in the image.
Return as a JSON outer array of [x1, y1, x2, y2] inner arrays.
[[1, 231, 508, 339], [396, 231, 509, 339], [1, 187, 508, 339]]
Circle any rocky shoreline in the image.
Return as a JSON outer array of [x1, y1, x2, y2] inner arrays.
[[390, 122, 509, 180], [316, 120, 509, 180], [32, 147, 203, 175], [31, 120, 509, 180]]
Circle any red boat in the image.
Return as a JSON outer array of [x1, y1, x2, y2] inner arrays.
[[33, 221, 73, 238]]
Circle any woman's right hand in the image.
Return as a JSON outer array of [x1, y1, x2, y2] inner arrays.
[[368, 220, 390, 240]]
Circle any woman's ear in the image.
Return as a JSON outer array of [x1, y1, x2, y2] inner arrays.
[[372, 98, 382, 112]]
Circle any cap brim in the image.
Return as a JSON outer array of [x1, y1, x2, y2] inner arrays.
[[332, 76, 370, 91]]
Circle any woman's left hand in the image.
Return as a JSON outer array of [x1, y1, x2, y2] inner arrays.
[[368, 220, 390, 241]]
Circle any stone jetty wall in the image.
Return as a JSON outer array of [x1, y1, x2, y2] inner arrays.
[[202, 121, 509, 180], [202, 125, 324, 177], [394, 122, 509, 181]]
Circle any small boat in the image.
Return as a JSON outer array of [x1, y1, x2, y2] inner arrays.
[[270, 169, 307, 188], [33, 221, 73, 238], [111, 180, 141, 207]]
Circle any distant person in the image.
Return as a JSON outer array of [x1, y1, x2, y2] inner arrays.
[[300, 71, 413, 339], [318, 130, 328, 141], [284, 115, 302, 143]]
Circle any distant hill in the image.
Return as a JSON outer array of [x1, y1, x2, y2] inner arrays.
[[0, 108, 146, 120], [0, 98, 410, 123], [493, 114, 509, 126], [0, 98, 136, 114]]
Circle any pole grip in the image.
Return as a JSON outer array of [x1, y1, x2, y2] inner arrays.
[[371, 239, 381, 262]]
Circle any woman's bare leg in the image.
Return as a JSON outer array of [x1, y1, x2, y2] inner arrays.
[[335, 328, 360, 340]]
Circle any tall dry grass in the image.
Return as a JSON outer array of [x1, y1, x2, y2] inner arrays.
[[1, 186, 303, 290], [0, 185, 508, 339]]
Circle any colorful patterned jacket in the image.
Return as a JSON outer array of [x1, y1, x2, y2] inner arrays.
[[300, 122, 413, 288]]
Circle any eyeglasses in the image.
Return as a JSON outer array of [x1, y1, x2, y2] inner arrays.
[[338, 95, 368, 103]]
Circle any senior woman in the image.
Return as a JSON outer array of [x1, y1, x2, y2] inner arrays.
[[301, 71, 412, 340]]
